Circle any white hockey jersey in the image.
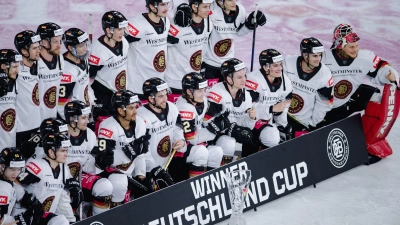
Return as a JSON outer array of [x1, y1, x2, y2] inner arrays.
[[322, 49, 399, 108], [165, 19, 212, 89], [88, 36, 129, 92], [137, 102, 186, 171], [38, 55, 63, 120], [15, 63, 41, 132], [246, 69, 293, 126], [283, 55, 334, 127], [97, 116, 147, 175], [126, 14, 170, 94], [203, 2, 250, 67], [204, 82, 256, 129], [0, 179, 17, 223], [0, 81, 17, 150]]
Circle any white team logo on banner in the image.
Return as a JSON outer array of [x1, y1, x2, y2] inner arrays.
[[327, 128, 349, 168]]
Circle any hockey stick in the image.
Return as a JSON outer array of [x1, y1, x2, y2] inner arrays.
[[250, 4, 258, 72], [164, 148, 177, 170], [89, 14, 93, 43], [287, 112, 310, 131]]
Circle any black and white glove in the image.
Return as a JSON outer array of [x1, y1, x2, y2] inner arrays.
[[19, 192, 43, 224], [226, 123, 254, 143], [206, 111, 231, 135], [0, 78, 8, 97], [277, 124, 292, 142], [65, 178, 83, 209], [151, 166, 174, 190], [20, 133, 42, 159], [94, 148, 114, 170], [174, 3, 192, 27], [122, 133, 150, 161], [14, 209, 33, 225], [245, 11, 267, 30]]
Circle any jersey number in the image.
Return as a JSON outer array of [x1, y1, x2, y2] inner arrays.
[[59, 85, 66, 98], [182, 121, 192, 133], [99, 139, 106, 151]]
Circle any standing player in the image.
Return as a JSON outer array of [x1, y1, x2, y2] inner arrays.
[[0, 49, 21, 151], [57, 28, 93, 120], [172, 73, 223, 182], [165, 0, 213, 94], [89, 11, 129, 117], [245, 49, 293, 156], [14, 30, 42, 149], [137, 78, 185, 188], [202, 0, 266, 81], [283, 37, 334, 135], [204, 58, 256, 163], [36, 22, 64, 120], [97, 90, 150, 205], [322, 23, 399, 160], [126, 0, 172, 95]]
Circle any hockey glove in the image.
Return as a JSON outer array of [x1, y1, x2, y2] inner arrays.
[[245, 11, 267, 30], [174, 3, 192, 27], [226, 123, 254, 143], [14, 209, 33, 225], [0, 78, 8, 97], [277, 124, 292, 142], [131, 132, 151, 155], [128, 176, 155, 199], [94, 148, 114, 170], [206, 111, 231, 135], [20, 133, 42, 159], [151, 166, 174, 190], [65, 178, 83, 209]]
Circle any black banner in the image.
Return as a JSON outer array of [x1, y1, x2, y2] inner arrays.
[[77, 115, 368, 225]]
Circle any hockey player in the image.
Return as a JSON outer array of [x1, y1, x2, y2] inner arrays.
[[283, 37, 334, 136], [57, 28, 93, 121], [244, 49, 293, 156], [204, 58, 256, 163], [137, 78, 185, 188], [172, 73, 223, 182], [13, 31, 42, 149], [322, 23, 399, 160], [89, 11, 129, 117], [63, 100, 113, 216], [97, 90, 150, 205], [202, 0, 266, 82], [0, 49, 21, 151], [17, 133, 81, 223], [126, 0, 172, 95], [165, 0, 213, 94], [36, 22, 64, 121]]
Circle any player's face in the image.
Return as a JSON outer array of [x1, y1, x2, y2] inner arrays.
[[75, 41, 88, 57], [193, 88, 206, 103], [28, 42, 41, 61], [7, 62, 19, 80], [124, 103, 139, 121], [112, 27, 125, 42], [342, 42, 359, 59], [56, 147, 68, 163], [267, 62, 282, 78], [232, 69, 247, 89], [3, 167, 22, 181], [222, 0, 237, 11], [156, 2, 170, 18], [76, 114, 89, 131], [154, 89, 168, 109], [307, 52, 322, 68], [48, 36, 62, 56], [197, 3, 211, 18]]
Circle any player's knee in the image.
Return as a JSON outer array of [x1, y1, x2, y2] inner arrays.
[[216, 135, 236, 156], [191, 145, 209, 166], [207, 145, 223, 168], [260, 126, 280, 148], [108, 173, 128, 202], [92, 178, 113, 197]]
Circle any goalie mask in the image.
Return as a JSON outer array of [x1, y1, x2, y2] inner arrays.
[[332, 23, 360, 50]]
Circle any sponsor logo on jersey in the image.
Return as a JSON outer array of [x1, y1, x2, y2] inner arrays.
[[207, 92, 222, 103], [169, 25, 179, 37], [32, 83, 40, 106], [372, 55, 382, 69], [328, 77, 334, 87], [1, 108, 16, 132], [214, 39, 232, 57], [115, 70, 126, 91], [61, 74, 72, 83], [0, 196, 8, 204], [27, 162, 41, 175], [334, 80, 353, 99], [289, 94, 304, 114], [128, 23, 139, 37], [88, 54, 100, 65], [68, 162, 82, 179], [327, 128, 349, 168], [157, 135, 171, 158], [43, 86, 57, 109], [99, 128, 113, 138], [153, 50, 166, 72], [190, 50, 202, 71], [180, 111, 195, 120], [245, 80, 258, 90]]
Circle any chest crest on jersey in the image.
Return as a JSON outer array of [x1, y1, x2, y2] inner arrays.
[[116, 161, 133, 171], [157, 135, 171, 158], [289, 94, 304, 114], [67, 162, 82, 179], [115, 70, 127, 91], [32, 83, 40, 106], [1, 108, 16, 132], [42, 196, 55, 212], [44, 86, 57, 109], [214, 39, 232, 57], [334, 80, 353, 99], [190, 50, 202, 71], [153, 50, 166, 72]]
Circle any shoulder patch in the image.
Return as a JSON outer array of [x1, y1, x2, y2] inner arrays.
[[99, 128, 113, 139], [128, 23, 140, 37], [61, 74, 72, 83], [372, 55, 382, 69], [0, 195, 8, 204], [88, 54, 100, 65], [245, 80, 258, 90], [328, 77, 334, 87], [169, 25, 179, 37], [207, 92, 222, 103], [26, 162, 41, 175], [179, 111, 194, 120]]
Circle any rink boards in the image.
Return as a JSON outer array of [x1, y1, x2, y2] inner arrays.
[[76, 114, 368, 225]]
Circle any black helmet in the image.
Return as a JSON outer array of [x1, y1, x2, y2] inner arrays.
[[63, 28, 89, 49], [259, 49, 283, 68], [189, 0, 213, 5], [142, 77, 169, 98], [14, 30, 41, 54], [101, 11, 128, 33], [0, 147, 25, 168], [39, 117, 68, 137], [37, 22, 64, 41], [146, 0, 172, 7], [300, 37, 324, 55], [182, 72, 208, 91], [0, 49, 22, 69], [64, 100, 93, 124], [220, 58, 247, 79], [111, 90, 140, 111], [42, 133, 71, 159]]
